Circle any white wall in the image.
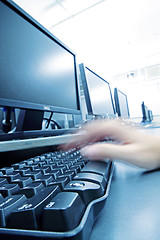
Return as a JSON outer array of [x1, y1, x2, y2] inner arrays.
[[112, 77, 160, 117]]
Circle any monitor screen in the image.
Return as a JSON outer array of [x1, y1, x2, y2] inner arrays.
[[114, 88, 130, 117], [79, 63, 115, 117], [0, 0, 80, 115]]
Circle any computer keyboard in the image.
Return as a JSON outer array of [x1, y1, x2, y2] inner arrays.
[[0, 148, 114, 240]]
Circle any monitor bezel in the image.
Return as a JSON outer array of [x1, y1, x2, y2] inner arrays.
[[114, 88, 130, 117], [79, 63, 116, 117], [0, 0, 81, 115]]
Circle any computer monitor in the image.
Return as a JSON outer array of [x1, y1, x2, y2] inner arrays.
[[141, 102, 149, 122], [141, 102, 152, 123], [79, 63, 115, 118], [148, 110, 153, 122], [114, 88, 130, 118], [0, 0, 80, 131]]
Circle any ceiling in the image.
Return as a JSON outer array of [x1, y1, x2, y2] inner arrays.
[[13, 0, 106, 29], [12, 0, 160, 75]]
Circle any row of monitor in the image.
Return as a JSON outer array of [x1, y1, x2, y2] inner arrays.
[[79, 64, 129, 118], [0, 0, 130, 133]]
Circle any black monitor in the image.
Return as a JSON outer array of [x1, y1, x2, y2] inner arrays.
[[79, 63, 115, 118], [141, 102, 151, 123], [0, 0, 80, 132], [114, 88, 130, 118]]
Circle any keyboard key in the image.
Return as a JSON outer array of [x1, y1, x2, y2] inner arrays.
[[52, 166, 66, 173], [48, 177, 69, 190], [42, 192, 85, 231], [69, 165, 81, 174], [33, 175, 54, 187], [74, 162, 86, 169], [43, 153, 52, 159], [64, 180, 103, 205], [23, 171, 43, 180], [0, 195, 27, 227], [11, 176, 33, 188], [40, 164, 56, 171], [44, 170, 61, 179], [32, 157, 41, 163], [38, 155, 46, 161], [61, 170, 76, 180], [0, 194, 3, 200], [12, 163, 26, 170], [0, 173, 21, 182], [34, 166, 50, 174], [21, 160, 34, 166], [18, 182, 44, 198], [8, 185, 60, 229], [14, 168, 31, 175], [28, 164, 39, 171], [81, 161, 111, 181], [37, 161, 46, 167], [0, 167, 14, 174], [74, 172, 106, 191], [0, 184, 20, 197], [0, 178, 8, 186]]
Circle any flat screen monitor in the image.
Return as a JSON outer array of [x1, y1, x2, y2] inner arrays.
[[148, 110, 153, 122], [0, 0, 80, 116], [114, 88, 130, 117], [141, 101, 151, 122], [79, 63, 115, 117]]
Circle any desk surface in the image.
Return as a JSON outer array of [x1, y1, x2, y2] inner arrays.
[[90, 127, 160, 240]]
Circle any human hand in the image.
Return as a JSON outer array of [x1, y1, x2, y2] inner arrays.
[[61, 119, 160, 170]]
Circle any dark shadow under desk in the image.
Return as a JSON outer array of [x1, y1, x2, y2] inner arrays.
[[90, 160, 160, 240]]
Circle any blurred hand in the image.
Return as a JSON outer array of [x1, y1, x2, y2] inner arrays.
[[61, 119, 160, 170]]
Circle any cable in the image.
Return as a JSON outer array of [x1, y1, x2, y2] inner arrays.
[[43, 112, 62, 129], [45, 112, 53, 129]]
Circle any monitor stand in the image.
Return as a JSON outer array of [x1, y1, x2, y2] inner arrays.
[[16, 109, 44, 131]]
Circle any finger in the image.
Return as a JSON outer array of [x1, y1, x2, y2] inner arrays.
[[61, 119, 138, 151], [80, 142, 153, 169], [61, 120, 107, 151], [60, 130, 89, 151], [80, 142, 128, 160], [81, 119, 149, 144]]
